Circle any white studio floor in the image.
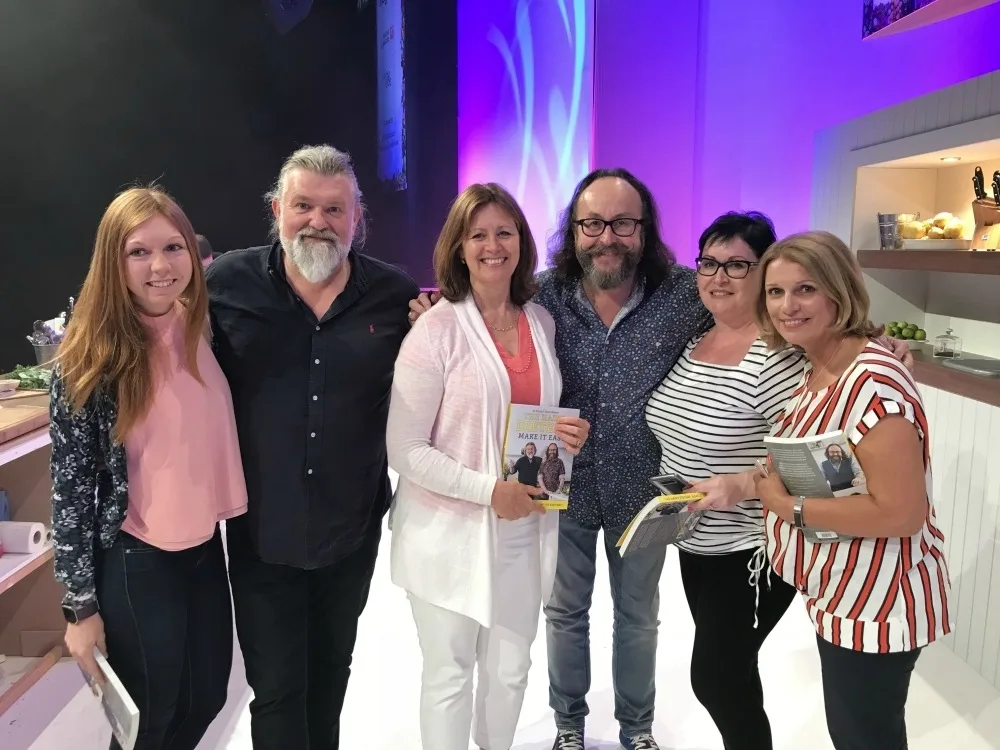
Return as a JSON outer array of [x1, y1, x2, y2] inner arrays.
[[5, 474, 1000, 749]]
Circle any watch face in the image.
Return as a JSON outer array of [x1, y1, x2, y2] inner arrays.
[[61, 606, 78, 623]]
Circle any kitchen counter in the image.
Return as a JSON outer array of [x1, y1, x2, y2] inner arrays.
[[0, 387, 63, 718], [910, 347, 1000, 408]]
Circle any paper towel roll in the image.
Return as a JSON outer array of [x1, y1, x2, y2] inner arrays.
[[0, 522, 48, 554]]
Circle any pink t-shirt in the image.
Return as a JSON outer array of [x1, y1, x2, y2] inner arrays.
[[121, 304, 248, 550]]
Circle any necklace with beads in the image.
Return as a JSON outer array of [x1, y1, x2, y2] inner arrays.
[[484, 307, 521, 332], [485, 313, 534, 373]]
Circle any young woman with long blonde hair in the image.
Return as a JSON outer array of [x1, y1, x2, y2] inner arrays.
[[51, 186, 247, 750]]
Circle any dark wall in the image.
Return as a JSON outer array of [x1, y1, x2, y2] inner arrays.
[[0, 0, 456, 370]]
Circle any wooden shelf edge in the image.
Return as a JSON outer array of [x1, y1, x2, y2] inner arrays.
[[0, 545, 54, 596], [912, 353, 1000, 408], [0, 646, 62, 716], [858, 249, 1000, 275], [0, 426, 51, 468]]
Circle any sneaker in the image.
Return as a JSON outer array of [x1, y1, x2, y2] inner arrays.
[[619, 731, 659, 750], [552, 728, 585, 749]]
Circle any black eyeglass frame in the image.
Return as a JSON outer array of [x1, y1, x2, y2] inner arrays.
[[695, 257, 760, 279], [573, 217, 644, 238]]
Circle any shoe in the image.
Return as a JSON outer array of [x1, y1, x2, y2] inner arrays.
[[552, 728, 585, 749], [619, 731, 659, 750]]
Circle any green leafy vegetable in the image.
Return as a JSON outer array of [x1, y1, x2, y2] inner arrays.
[[0, 364, 52, 390]]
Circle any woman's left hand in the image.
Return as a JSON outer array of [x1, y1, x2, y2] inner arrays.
[[555, 417, 590, 456], [753, 469, 794, 522]]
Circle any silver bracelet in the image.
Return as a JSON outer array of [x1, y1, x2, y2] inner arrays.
[[793, 496, 807, 529]]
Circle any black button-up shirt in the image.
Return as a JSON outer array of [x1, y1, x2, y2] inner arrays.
[[533, 265, 712, 531], [206, 243, 418, 569]]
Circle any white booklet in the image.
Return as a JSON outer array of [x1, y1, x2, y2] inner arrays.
[[764, 430, 866, 544], [78, 649, 140, 750]]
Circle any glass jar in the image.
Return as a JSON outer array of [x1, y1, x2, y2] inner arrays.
[[932, 328, 962, 359]]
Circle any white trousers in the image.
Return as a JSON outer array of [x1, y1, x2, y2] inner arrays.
[[408, 516, 542, 750]]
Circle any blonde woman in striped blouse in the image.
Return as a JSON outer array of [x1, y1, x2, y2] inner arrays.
[[754, 230, 952, 750]]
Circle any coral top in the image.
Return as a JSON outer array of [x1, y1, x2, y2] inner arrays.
[[490, 312, 541, 406], [121, 303, 248, 550]]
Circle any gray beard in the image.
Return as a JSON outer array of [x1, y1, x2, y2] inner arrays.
[[577, 244, 640, 290], [282, 229, 350, 283]]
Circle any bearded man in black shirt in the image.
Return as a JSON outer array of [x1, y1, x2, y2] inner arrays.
[[206, 144, 418, 750]]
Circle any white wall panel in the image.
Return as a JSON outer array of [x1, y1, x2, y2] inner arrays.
[[918, 384, 1000, 687]]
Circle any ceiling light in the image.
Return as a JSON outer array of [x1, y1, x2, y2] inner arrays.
[[940, 156, 961, 163]]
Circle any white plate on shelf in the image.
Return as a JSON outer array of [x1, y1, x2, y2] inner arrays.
[[900, 239, 971, 250]]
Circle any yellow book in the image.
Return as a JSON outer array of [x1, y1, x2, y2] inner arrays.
[[501, 404, 581, 511]]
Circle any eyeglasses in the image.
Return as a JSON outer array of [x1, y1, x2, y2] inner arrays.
[[574, 217, 643, 238], [695, 257, 759, 279]]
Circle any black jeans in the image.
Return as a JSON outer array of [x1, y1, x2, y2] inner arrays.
[[226, 519, 380, 750], [96, 527, 233, 750], [679, 547, 797, 750], [817, 635, 921, 750]]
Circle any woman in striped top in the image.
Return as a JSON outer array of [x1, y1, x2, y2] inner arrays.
[[645, 212, 801, 750], [645, 213, 914, 750], [753, 231, 951, 750]]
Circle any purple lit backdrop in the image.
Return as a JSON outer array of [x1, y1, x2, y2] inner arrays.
[[458, 0, 595, 267], [594, 0, 1000, 266]]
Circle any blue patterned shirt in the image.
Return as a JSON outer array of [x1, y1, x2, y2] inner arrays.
[[533, 266, 713, 530]]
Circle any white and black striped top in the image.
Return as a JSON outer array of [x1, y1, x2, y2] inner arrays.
[[644, 335, 804, 555]]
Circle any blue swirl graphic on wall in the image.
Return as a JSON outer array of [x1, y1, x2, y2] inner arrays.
[[458, 0, 594, 265]]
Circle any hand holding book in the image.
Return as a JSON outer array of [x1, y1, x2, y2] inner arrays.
[[753, 460, 796, 523], [553, 416, 590, 455], [686, 472, 757, 511], [491, 479, 546, 520]]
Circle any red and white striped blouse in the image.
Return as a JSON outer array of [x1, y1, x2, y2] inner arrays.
[[766, 341, 952, 654]]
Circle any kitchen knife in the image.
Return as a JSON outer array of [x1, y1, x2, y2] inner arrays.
[[974, 166, 987, 200]]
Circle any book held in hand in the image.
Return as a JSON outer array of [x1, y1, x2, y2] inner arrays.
[[502, 404, 581, 510], [615, 474, 707, 556], [764, 430, 866, 544], [78, 648, 140, 750]]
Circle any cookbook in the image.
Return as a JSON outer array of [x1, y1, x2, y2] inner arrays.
[[615, 474, 707, 556], [78, 649, 140, 750], [764, 430, 865, 543], [502, 405, 581, 510]]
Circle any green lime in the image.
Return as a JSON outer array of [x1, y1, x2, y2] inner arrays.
[[900, 329, 914, 340], [914, 329, 926, 341]]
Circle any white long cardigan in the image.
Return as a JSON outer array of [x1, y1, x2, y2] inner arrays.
[[386, 296, 562, 628]]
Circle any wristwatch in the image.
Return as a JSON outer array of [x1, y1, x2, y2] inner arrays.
[[793, 496, 807, 529], [62, 601, 99, 624]]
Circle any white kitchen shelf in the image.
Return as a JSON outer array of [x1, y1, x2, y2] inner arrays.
[[0, 427, 50, 468], [0, 544, 54, 596]]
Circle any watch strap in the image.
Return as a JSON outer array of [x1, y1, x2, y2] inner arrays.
[[62, 601, 99, 624], [793, 496, 806, 529]]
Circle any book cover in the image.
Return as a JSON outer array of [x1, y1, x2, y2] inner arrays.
[[79, 649, 140, 750], [764, 430, 866, 543], [615, 491, 706, 556], [502, 404, 581, 510]]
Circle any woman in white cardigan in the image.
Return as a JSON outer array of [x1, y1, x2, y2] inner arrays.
[[387, 183, 590, 750]]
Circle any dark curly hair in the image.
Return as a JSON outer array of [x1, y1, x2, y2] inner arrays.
[[698, 211, 777, 259], [547, 168, 673, 289]]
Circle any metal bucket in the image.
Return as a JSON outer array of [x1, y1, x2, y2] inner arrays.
[[33, 343, 60, 366], [877, 213, 900, 250]]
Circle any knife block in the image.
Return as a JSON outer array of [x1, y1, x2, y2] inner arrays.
[[970, 199, 1000, 250]]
